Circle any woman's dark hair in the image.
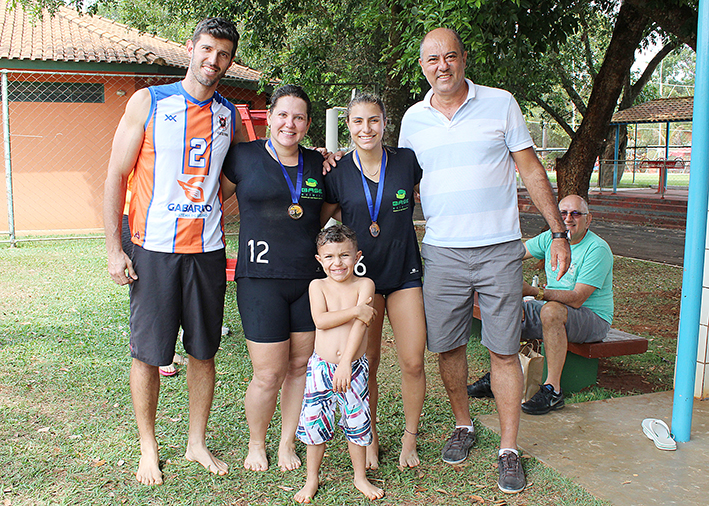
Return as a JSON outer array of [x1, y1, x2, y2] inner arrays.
[[269, 84, 312, 119], [346, 92, 386, 122]]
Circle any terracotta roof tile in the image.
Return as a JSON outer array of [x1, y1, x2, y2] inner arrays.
[[0, 1, 262, 82], [611, 96, 694, 124]]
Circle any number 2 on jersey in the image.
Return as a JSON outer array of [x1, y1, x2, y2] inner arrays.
[[189, 138, 207, 169], [247, 239, 269, 263]]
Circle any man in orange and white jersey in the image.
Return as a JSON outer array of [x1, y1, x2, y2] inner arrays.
[[103, 18, 246, 485]]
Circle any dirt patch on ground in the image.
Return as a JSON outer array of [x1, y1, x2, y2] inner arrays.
[[597, 360, 655, 394], [596, 282, 680, 394]]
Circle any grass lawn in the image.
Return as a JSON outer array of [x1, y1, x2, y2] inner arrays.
[[0, 235, 681, 505]]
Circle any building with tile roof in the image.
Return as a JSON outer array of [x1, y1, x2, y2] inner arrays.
[[0, 1, 268, 234], [611, 97, 693, 125], [0, 0, 263, 86]]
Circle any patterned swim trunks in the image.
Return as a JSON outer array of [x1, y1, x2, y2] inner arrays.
[[296, 351, 372, 446]]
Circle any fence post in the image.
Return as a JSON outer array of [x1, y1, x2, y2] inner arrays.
[[325, 108, 339, 154], [2, 70, 15, 247], [613, 124, 620, 194], [326, 107, 349, 154]]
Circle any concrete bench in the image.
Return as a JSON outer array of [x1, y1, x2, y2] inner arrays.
[[472, 294, 648, 392]]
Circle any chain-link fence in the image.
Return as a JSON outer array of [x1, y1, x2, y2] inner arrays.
[[532, 150, 690, 195], [0, 70, 267, 245], [595, 158, 690, 193]]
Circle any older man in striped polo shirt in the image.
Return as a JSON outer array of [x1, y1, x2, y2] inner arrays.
[[399, 27, 571, 494]]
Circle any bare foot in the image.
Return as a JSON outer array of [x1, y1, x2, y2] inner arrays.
[[185, 442, 228, 476], [399, 431, 420, 468], [365, 435, 379, 470], [278, 441, 302, 471], [354, 476, 385, 500], [294, 478, 319, 503], [244, 441, 269, 471], [136, 442, 163, 485]]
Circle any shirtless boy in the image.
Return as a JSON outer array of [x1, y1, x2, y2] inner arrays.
[[294, 224, 384, 503]]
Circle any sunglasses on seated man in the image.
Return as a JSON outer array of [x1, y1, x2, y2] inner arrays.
[[560, 210, 587, 219]]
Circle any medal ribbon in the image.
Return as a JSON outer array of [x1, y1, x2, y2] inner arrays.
[[355, 149, 387, 226], [268, 139, 303, 206]]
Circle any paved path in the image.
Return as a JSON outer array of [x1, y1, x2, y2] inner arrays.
[[478, 391, 709, 506], [520, 213, 685, 266]]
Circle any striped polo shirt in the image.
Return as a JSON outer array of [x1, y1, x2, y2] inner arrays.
[[129, 82, 236, 254], [399, 79, 533, 248]]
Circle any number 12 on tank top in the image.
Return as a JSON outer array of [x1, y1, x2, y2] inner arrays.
[[248, 239, 269, 263]]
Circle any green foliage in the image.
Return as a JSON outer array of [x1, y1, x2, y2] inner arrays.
[[636, 43, 696, 103], [96, 0, 195, 43]]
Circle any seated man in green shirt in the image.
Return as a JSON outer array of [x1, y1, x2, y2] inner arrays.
[[468, 195, 613, 415]]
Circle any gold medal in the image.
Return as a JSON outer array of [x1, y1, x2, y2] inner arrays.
[[288, 203, 304, 220], [369, 222, 380, 237]]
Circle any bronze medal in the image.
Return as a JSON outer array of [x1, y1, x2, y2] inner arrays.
[[288, 203, 304, 220], [369, 222, 380, 237]]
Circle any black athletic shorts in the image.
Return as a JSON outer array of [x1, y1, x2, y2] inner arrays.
[[129, 245, 226, 366], [375, 279, 423, 297], [236, 277, 315, 343]]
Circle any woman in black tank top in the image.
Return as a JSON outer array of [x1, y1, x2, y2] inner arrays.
[[322, 93, 427, 469], [221, 85, 326, 473]]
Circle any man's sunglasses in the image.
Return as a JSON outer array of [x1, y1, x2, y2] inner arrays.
[[560, 210, 587, 218]]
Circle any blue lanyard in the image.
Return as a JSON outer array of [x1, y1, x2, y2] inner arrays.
[[355, 149, 387, 224], [267, 139, 303, 205]]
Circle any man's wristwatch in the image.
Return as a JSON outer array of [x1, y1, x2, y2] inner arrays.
[[552, 230, 571, 241], [535, 287, 545, 301]]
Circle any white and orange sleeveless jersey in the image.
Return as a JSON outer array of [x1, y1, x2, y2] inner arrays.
[[129, 82, 236, 254]]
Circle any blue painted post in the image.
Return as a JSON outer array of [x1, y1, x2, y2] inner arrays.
[[672, 0, 709, 442], [613, 124, 620, 193]]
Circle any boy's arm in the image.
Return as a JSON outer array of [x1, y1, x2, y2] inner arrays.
[[332, 279, 375, 393], [309, 281, 376, 330]]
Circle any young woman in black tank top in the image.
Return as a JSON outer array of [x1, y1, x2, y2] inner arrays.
[[322, 94, 426, 469]]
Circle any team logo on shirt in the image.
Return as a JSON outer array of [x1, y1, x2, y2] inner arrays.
[[301, 178, 324, 200], [177, 176, 206, 203], [392, 189, 410, 212], [169, 177, 213, 216], [217, 115, 229, 136]]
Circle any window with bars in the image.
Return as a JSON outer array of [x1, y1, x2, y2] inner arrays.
[[8, 82, 104, 103]]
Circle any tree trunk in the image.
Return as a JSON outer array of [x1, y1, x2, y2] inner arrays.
[[555, 2, 648, 200], [382, 1, 409, 146]]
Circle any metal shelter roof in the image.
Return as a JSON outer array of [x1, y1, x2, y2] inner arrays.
[[611, 96, 694, 125]]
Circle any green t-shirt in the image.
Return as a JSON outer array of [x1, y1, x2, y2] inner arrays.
[[526, 230, 613, 324]]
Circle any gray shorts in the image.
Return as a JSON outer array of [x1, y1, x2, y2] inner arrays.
[[522, 299, 610, 344], [422, 241, 526, 356]]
